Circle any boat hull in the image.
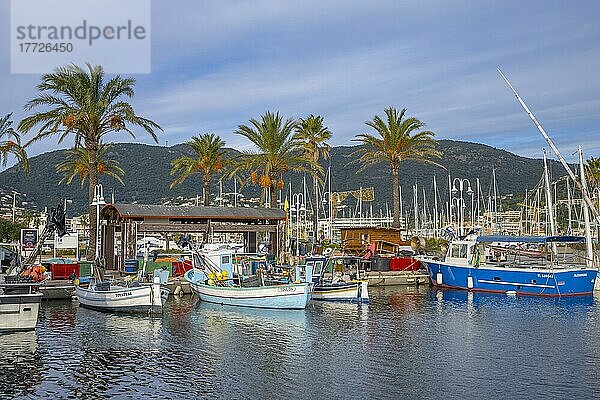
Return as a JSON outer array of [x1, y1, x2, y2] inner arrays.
[[76, 283, 169, 314], [186, 270, 310, 309], [423, 260, 597, 296], [312, 280, 370, 303], [0, 293, 43, 332]]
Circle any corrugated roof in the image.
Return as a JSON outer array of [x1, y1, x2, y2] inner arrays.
[[102, 204, 286, 220]]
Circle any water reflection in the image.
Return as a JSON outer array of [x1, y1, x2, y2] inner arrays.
[[2, 287, 600, 399], [0, 331, 41, 398]]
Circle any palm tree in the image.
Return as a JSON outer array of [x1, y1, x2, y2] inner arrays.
[[18, 63, 162, 260], [0, 113, 29, 173], [170, 133, 227, 206], [233, 112, 311, 254], [295, 115, 331, 242], [56, 143, 125, 186], [234, 111, 311, 208], [585, 157, 600, 189], [354, 107, 442, 228]]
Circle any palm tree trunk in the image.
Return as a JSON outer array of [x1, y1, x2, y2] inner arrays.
[[87, 141, 99, 261], [269, 183, 277, 208], [203, 177, 211, 206], [392, 164, 400, 228], [312, 169, 319, 243]]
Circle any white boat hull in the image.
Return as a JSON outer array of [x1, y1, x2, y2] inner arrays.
[[0, 293, 43, 332], [76, 283, 169, 314], [186, 270, 311, 309], [312, 280, 370, 303]]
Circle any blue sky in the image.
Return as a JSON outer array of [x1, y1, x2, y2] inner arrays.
[[1, 0, 600, 166]]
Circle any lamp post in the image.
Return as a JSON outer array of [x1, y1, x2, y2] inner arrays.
[[289, 193, 306, 257], [91, 184, 106, 268], [451, 178, 473, 237]]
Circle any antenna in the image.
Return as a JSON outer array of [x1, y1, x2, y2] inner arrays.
[[497, 68, 600, 222]]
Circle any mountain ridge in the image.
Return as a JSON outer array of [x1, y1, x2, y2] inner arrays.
[[0, 139, 567, 215]]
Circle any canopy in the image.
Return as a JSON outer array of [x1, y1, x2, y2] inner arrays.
[[476, 235, 586, 244]]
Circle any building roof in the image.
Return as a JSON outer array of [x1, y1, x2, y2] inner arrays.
[[101, 203, 286, 221]]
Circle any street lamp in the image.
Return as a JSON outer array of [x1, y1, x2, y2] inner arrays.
[[91, 184, 106, 268], [451, 178, 473, 236]]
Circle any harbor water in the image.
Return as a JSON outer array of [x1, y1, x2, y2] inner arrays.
[[2, 287, 600, 399]]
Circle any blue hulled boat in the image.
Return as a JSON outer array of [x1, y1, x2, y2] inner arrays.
[[422, 235, 597, 297]]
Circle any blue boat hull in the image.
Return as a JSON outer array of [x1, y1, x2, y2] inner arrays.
[[423, 261, 597, 296]]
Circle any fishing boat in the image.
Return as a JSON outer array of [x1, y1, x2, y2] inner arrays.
[[0, 278, 43, 332], [75, 277, 169, 314], [422, 235, 597, 296], [185, 250, 311, 310], [305, 256, 369, 303]]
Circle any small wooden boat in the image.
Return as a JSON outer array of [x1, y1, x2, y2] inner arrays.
[[76, 277, 169, 314], [0, 280, 43, 332], [305, 256, 370, 303]]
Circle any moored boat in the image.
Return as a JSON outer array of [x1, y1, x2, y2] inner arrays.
[[186, 269, 311, 309], [185, 249, 311, 310], [422, 235, 597, 297], [305, 256, 369, 303], [0, 279, 43, 332], [76, 277, 169, 314]]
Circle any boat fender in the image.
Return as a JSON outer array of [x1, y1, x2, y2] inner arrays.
[[174, 285, 183, 296], [436, 273, 443, 285], [467, 276, 474, 289]]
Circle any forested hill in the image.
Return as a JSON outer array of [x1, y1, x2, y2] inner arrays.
[[0, 140, 567, 215]]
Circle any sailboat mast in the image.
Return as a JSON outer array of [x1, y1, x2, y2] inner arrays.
[[413, 183, 419, 233], [578, 146, 594, 268], [566, 177, 573, 234], [543, 150, 557, 236], [433, 175, 439, 233]]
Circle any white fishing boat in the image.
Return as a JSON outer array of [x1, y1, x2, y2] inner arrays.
[[0, 279, 43, 332], [76, 277, 169, 314], [185, 249, 311, 310]]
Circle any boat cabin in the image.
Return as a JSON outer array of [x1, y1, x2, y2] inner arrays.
[[444, 240, 477, 267], [443, 235, 591, 269], [305, 255, 364, 282]]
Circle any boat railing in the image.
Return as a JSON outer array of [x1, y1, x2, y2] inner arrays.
[[0, 282, 40, 294]]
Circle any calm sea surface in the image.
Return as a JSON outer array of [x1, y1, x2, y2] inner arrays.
[[2, 287, 600, 399]]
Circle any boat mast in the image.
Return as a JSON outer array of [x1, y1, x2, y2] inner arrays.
[[433, 175, 439, 233], [543, 150, 557, 236], [566, 177, 573, 235], [447, 175, 452, 228], [413, 183, 419, 234], [498, 69, 600, 223], [578, 146, 594, 268]]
